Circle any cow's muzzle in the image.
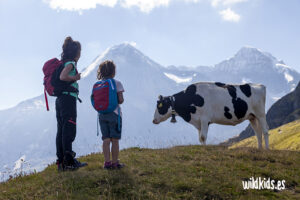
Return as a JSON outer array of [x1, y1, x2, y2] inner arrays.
[[152, 119, 159, 124]]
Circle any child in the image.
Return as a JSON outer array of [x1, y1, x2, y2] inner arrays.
[[97, 60, 125, 169], [56, 36, 87, 171]]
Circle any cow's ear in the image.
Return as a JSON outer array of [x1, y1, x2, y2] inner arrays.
[[158, 95, 163, 101]]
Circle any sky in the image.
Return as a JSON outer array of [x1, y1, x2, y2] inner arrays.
[[0, 0, 300, 110]]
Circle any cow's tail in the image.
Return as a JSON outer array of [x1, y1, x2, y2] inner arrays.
[[261, 84, 267, 106], [261, 84, 269, 130]]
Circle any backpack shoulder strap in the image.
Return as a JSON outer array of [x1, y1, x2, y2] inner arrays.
[[64, 61, 75, 67], [64, 61, 78, 73], [109, 78, 117, 91]]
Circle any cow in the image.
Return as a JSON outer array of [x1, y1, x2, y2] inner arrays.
[[152, 82, 269, 149]]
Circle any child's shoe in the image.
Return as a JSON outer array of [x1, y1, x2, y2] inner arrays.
[[112, 160, 125, 169], [63, 151, 87, 171], [74, 158, 88, 168], [103, 161, 112, 170]]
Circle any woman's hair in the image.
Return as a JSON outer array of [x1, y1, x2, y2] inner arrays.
[[61, 36, 81, 62], [97, 60, 116, 80]]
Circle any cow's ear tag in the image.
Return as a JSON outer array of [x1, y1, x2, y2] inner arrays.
[[170, 115, 177, 123], [158, 103, 163, 108], [170, 110, 177, 123]]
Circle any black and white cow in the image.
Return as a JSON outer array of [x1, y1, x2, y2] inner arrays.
[[152, 82, 269, 149]]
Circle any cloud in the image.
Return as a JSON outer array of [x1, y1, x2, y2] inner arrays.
[[219, 8, 240, 22], [121, 0, 171, 13], [211, 0, 247, 7], [43, 0, 244, 22], [43, 0, 201, 13], [43, 0, 118, 11]]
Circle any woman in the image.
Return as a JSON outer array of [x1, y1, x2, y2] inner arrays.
[[56, 36, 87, 171]]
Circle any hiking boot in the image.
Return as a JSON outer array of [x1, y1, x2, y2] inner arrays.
[[63, 151, 87, 171], [103, 161, 112, 170], [63, 159, 88, 171], [112, 160, 125, 169], [74, 158, 88, 168], [56, 160, 64, 172], [64, 164, 79, 171]]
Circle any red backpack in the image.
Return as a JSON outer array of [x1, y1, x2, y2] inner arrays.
[[91, 79, 118, 113], [42, 58, 79, 111], [42, 58, 61, 111], [43, 58, 62, 96]]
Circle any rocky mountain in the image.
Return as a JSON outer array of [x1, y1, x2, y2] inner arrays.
[[164, 46, 300, 108], [0, 43, 299, 181], [222, 81, 300, 146]]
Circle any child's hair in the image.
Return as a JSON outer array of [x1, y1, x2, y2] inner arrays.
[[61, 36, 81, 62], [97, 60, 116, 80]]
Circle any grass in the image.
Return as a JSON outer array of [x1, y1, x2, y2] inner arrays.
[[231, 120, 300, 151], [0, 145, 299, 199]]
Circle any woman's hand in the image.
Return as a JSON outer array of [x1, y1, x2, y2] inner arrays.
[[74, 73, 81, 81]]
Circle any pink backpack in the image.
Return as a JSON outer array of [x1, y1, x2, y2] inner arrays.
[[42, 58, 79, 110], [42, 58, 62, 111], [43, 58, 62, 96]]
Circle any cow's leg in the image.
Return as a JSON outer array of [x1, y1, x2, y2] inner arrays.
[[198, 120, 209, 145], [249, 118, 262, 149], [257, 116, 269, 150]]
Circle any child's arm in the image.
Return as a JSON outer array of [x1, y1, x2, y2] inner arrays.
[[117, 92, 124, 104], [60, 64, 81, 82]]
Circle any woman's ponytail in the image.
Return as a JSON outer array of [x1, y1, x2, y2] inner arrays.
[[61, 36, 81, 62]]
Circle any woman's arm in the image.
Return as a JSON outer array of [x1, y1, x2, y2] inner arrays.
[[117, 92, 124, 104], [60, 64, 81, 82]]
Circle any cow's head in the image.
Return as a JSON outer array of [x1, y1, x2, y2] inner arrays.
[[153, 95, 173, 124]]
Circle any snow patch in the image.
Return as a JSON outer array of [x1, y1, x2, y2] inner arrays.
[[146, 59, 154, 66], [272, 96, 281, 101], [276, 63, 293, 70], [124, 41, 137, 47], [164, 73, 192, 83], [290, 83, 296, 91], [284, 72, 294, 83]]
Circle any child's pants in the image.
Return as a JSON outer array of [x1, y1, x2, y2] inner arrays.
[[55, 94, 77, 164]]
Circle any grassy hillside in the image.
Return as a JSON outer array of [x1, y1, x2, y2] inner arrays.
[[0, 146, 299, 200], [231, 120, 300, 150]]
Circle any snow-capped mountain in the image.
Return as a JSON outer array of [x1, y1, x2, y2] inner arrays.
[[164, 46, 299, 107], [0, 44, 299, 181]]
